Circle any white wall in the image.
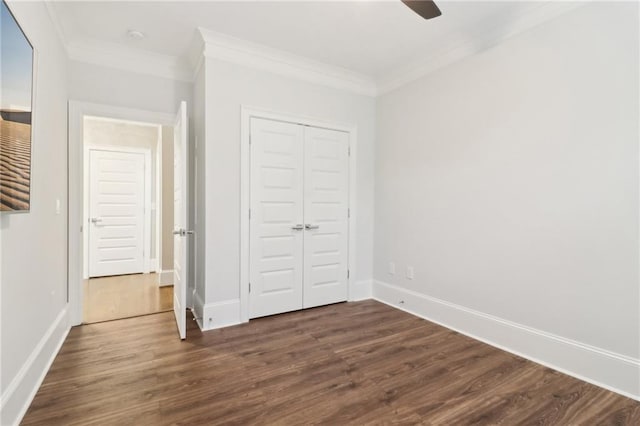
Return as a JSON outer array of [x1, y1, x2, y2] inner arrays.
[[160, 125, 174, 272], [198, 57, 375, 327], [69, 61, 192, 115], [375, 2, 639, 397], [0, 1, 70, 424]]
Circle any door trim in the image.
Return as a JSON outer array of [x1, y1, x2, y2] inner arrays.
[[84, 145, 152, 278], [240, 106, 359, 323], [68, 101, 175, 326]]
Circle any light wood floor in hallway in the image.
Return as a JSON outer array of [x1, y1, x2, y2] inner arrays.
[[83, 273, 173, 323], [24, 300, 639, 425]]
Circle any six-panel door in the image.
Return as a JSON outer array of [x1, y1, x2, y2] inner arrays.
[[249, 118, 349, 319]]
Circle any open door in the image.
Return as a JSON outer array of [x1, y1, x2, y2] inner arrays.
[[173, 101, 189, 339]]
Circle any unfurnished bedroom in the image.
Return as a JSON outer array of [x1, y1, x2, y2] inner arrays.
[[1, 1, 639, 425]]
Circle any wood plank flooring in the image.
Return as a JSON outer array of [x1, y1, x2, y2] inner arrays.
[[23, 300, 639, 425], [83, 273, 173, 323]]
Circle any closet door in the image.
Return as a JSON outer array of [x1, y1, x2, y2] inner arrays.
[[249, 118, 305, 318], [303, 126, 350, 308]]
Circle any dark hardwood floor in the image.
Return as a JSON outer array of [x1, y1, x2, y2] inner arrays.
[[22, 300, 640, 425]]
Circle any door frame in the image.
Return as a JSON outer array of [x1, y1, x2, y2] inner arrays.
[[84, 145, 152, 278], [240, 106, 358, 323], [68, 101, 175, 326]]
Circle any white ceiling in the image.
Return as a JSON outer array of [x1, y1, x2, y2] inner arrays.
[[48, 1, 583, 92]]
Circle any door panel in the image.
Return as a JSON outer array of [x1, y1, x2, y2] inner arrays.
[[303, 126, 349, 308], [249, 118, 304, 318], [89, 149, 145, 277], [173, 101, 188, 340]]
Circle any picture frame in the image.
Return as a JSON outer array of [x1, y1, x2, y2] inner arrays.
[[1, 0, 35, 212]]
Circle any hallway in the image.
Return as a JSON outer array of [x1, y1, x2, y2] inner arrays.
[[83, 273, 173, 323]]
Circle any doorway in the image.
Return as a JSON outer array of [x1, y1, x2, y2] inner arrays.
[[82, 115, 174, 323]]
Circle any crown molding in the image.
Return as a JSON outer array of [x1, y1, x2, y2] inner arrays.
[[198, 28, 377, 97], [377, 1, 588, 95], [66, 38, 193, 82]]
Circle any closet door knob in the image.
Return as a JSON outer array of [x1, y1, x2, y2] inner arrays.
[[291, 224, 304, 231], [305, 224, 319, 230]]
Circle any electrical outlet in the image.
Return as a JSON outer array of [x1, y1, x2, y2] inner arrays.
[[406, 266, 414, 280], [389, 262, 396, 275]]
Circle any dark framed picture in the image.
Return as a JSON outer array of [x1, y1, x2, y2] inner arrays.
[[0, 0, 34, 212]]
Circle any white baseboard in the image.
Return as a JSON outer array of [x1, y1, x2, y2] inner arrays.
[[350, 279, 372, 301], [158, 270, 174, 286], [0, 307, 71, 426], [373, 280, 640, 401], [199, 299, 242, 331], [150, 258, 159, 273]]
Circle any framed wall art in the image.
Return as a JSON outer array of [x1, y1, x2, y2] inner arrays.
[[1, 0, 34, 212]]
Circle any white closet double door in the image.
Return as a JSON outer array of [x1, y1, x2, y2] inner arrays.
[[249, 117, 349, 319]]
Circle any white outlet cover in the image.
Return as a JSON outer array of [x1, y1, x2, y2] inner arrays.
[[407, 266, 414, 280]]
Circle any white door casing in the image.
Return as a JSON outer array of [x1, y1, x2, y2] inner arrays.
[[88, 149, 146, 277], [303, 126, 350, 308], [248, 117, 350, 319], [173, 101, 189, 340], [249, 118, 305, 318]]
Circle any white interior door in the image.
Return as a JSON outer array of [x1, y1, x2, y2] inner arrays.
[[303, 127, 350, 308], [89, 149, 145, 277], [249, 118, 305, 318], [173, 101, 189, 339]]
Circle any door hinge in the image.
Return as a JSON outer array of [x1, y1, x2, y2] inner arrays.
[[249, 283, 251, 293], [348, 208, 350, 218], [249, 134, 252, 145], [348, 146, 351, 156], [347, 270, 350, 279], [249, 208, 251, 220]]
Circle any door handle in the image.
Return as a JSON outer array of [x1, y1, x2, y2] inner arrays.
[[291, 224, 304, 231], [173, 229, 194, 236], [305, 224, 319, 230], [90, 217, 102, 224]]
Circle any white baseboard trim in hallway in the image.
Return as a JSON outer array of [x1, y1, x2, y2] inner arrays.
[[373, 280, 640, 401], [158, 270, 174, 286], [0, 307, 71, 426]]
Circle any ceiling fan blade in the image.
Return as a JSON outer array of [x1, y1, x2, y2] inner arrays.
[[402, 0, 442, 20]]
